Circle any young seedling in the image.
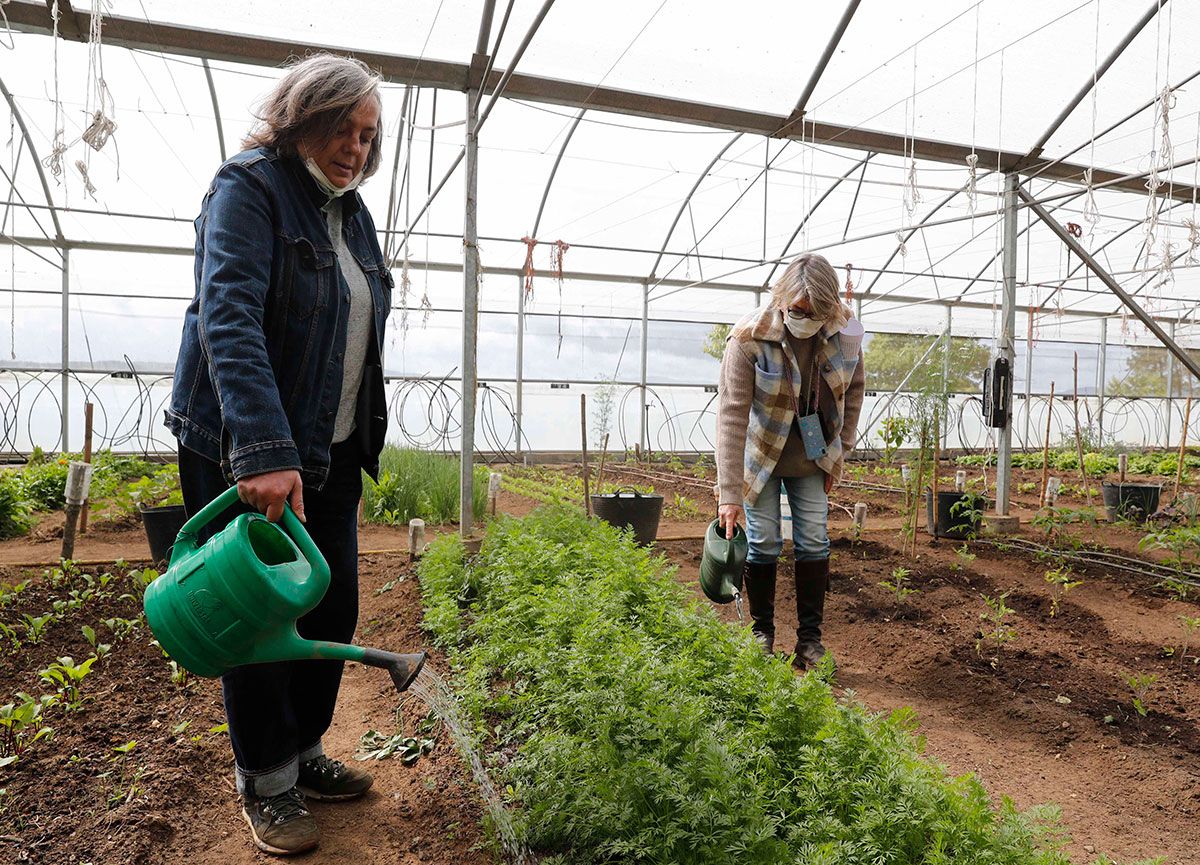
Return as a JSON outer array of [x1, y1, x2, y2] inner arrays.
[[977, 592, 1017, 666], [1126, 672, 1158, 718], [1178, 616, 1200, 667], [0, 692, 57, 765], [1044, 565, 1083, 618], [39, 655, 97, 712], [103, 741, 146, 809], [81, 624, 112, 659], [878, 566, 916, 605], [23, 612, 54, 644], [167, 660, 190, 688]]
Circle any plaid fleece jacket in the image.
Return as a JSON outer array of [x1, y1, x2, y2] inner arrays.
[[716, 305, 866, 506]]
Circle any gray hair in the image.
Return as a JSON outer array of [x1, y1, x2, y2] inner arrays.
[[243, 53, 383, 178], [769, 253, 850, 329]]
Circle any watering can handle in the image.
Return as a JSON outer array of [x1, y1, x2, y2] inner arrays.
[[173, 487, 327, 578], [173, 485, 243, 557]]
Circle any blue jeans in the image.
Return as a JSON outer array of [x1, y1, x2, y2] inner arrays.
[[177, 440, 362, 797], [744, 473, 830, 564]]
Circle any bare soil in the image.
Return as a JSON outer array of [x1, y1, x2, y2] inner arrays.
[[0, 556, 489, 865]]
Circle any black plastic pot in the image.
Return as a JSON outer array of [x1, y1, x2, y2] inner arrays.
[[139, 504, 187, 566], [925, 490, 986, 539], [590, 488, 663, 546], [1101, 482, 1161, 523]]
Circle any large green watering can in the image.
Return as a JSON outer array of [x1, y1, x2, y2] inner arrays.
[[143, 486, 425, 693], [699, 518, 747, 604]]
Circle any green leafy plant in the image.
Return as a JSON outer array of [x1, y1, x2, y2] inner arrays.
[[1043, 566, 1082, 618], [102, 741, 145, 809], [879, 415, 913, 464], [0, 579, 29, 608], [878, 566, 916, 604], [1178, 616, 1200, 667], [948, 492, 986, 540], [23, 612, 54, 644], [1139, 525, 1200, 585], [954, 543, 976, 566], [0, 693, 56, 766], [977, 592, 1017, 665], [1126, 672, 1158, 718], [0, 474, 33, 539], [17, 457, 71, 510], [38, 655, 97, 712], [355, 729, 435, 765], [81, 624, 112, 659], [362, 446, 487, 526], [104, 615, 141, 641], [167, 660, 190, 688]]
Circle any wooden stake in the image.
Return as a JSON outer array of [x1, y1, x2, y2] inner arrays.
[[1176, 396, 1193, 500], [1118, 453, 1128, 484], [595, 433, 610, 496], [79, 402, 94, 534], [580, 394, 591, 516], [1039, 382, 1054, 508], [1072, 353, 1092, 506], [60, 462, 92, 561], [910, 416, 928, 557]]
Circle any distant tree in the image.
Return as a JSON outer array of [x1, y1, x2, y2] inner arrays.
[[1106, 345, 1200, 397], [702, 323, 732, 361], [864, 333, 990, 393]]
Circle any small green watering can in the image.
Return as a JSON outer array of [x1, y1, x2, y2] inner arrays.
[[143, 486, 425, 693], [699, 518, 747, 604]]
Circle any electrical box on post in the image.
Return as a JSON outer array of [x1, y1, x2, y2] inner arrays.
[[981, 356, 1012, 428]]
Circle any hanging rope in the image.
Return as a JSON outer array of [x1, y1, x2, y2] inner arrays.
[[965, 153, 979, 215], [520, 236, 537, 301], [78, 0, 118, 192], [41, 1, 67, 182], [1081, 0, 1103, 233], [552, 239, 568, 358], [74, 159, 96, 199], [398, 252, 412, 333], [843, 263, 854, 303], [1081, 167, 1101, 226]]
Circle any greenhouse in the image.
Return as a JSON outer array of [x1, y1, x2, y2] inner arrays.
[[0, 1, 1198, 863]]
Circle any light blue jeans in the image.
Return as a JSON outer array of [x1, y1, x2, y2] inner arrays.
[[744, 473, 830, 564]]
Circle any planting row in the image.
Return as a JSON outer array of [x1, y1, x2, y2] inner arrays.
[[416, 507, 1138, 864]]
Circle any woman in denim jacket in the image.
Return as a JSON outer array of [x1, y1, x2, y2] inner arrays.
[[165, 53, 393, 856]]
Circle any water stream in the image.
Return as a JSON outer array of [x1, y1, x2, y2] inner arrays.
[[408, 665, 532, 865], [733, 589, 745, 624]]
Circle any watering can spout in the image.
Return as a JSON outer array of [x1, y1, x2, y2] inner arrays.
[[244, 632, 428, 693]]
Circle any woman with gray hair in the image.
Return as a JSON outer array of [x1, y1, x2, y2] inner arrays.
[[715, 253, 865, 672], [165, 53, 393, 855]]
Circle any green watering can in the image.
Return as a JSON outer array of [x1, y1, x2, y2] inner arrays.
[[143, 486, 425, 693], [699, 518, 747, 604]]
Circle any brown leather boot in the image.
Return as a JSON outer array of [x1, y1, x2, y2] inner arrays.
[[793, 558, 832, 671], [742, 560, 777, 653]]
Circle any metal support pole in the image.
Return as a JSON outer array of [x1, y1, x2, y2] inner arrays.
[[1097, 317, 1108, 444], [996, 174, 1019, 516], [640, 282, 649, 453], [515, 273, 525, 456], [942, 304, 952, 450], [1024, 307, 1034, 447], [460, 88, 481, 536], [1166, 319, 1176, 445], [61, 247, 69, 451]]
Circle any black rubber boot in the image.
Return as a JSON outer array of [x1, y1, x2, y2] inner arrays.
[[743, 560, 777, 653], [793, 558, 832, 671]]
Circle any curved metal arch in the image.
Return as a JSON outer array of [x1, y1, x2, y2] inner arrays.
[[647, 132, 744, 280], [760, 152, 873, 289], [200, 58, 227, 163], [530, 108, 585, 237], [0, 77, 64, 248]]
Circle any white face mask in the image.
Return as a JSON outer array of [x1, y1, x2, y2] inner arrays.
[[784, 309, 824, 339], [304, 156, 364, 198]]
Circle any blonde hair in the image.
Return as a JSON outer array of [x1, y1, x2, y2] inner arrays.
[[769, 253, 850, 330], [243, 53, 383, 178]]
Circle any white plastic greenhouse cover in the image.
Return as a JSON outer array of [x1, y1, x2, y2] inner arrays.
[[0, 0, 1198, 454]]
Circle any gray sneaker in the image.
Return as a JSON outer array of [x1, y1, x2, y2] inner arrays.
[[298, 754, 373, 801], [241, 787, 319, 856]]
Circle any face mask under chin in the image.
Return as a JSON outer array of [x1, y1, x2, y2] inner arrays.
[[304, 156, 364, 198]]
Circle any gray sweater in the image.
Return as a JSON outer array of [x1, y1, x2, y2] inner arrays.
[[324, 200, 374, 444]]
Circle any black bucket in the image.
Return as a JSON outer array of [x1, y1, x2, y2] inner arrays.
[[1101, 482, 1161, 523], [139, 504, 187, 566], [925, 490, 986, 539], [590, 488, 663, 546]]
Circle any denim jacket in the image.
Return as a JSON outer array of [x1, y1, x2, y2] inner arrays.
[[165, 147, 393, 488]]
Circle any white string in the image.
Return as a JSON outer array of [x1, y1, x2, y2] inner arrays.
[[80, 0, 118, 188], [1184, 111, 1200, 266], [43, 1, 67, 183], [966, 4, 980, 214], [903, 48, 922, 218], [1081, 0, 1101, 230]]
